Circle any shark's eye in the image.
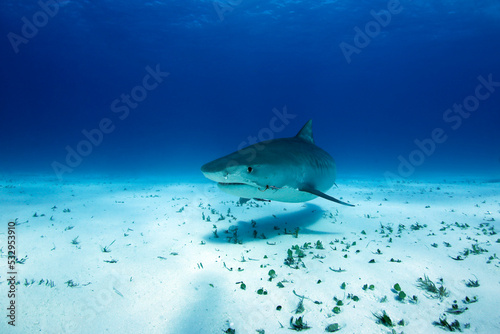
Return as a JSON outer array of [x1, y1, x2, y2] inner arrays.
[[247, 166, 253, 173]]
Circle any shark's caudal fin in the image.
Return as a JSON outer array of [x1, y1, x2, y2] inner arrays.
[[300, 186, 355, 207], [295, 119, 314, 143]]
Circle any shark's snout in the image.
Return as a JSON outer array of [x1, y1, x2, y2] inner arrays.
[[201, 157, 226, 174], [201, 159, 229, 183], [200, 162, 213, 174]]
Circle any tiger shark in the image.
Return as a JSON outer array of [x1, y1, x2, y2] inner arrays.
[[201, 120, 354, 206]]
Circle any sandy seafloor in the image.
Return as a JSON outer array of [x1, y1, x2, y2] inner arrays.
[[0, 174, 499, 334]]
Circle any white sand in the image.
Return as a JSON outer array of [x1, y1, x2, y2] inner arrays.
[[0, 175, 499, 333]]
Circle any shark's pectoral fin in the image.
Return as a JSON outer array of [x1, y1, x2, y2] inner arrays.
[[300, 186, 355, 207]]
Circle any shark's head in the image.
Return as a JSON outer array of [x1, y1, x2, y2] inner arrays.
[[201, 145, 283, 192]]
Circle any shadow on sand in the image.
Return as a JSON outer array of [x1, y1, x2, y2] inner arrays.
[[205, 203, 341, 244]]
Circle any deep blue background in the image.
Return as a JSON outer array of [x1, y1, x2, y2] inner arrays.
[[1, 0, 499, 180]]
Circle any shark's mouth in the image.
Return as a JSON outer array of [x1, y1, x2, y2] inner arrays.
[[218, 182, 249, 186], [218, 182, 282, 192], [218, 182, 263, 190]]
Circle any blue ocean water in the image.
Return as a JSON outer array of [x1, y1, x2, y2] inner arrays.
[[1, 0, 499, 181]]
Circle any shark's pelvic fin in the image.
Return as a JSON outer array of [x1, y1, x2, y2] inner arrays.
[[295, 119, 314, 144], [300, 186, 355, 207]]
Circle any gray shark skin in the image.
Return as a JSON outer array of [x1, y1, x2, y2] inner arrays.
[[201, 120, 354, 206]]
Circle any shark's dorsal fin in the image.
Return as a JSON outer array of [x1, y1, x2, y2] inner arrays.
[[295, 119, 314, 144]]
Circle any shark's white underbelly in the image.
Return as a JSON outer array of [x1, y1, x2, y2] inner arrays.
[[217, 183, 317, 203]]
